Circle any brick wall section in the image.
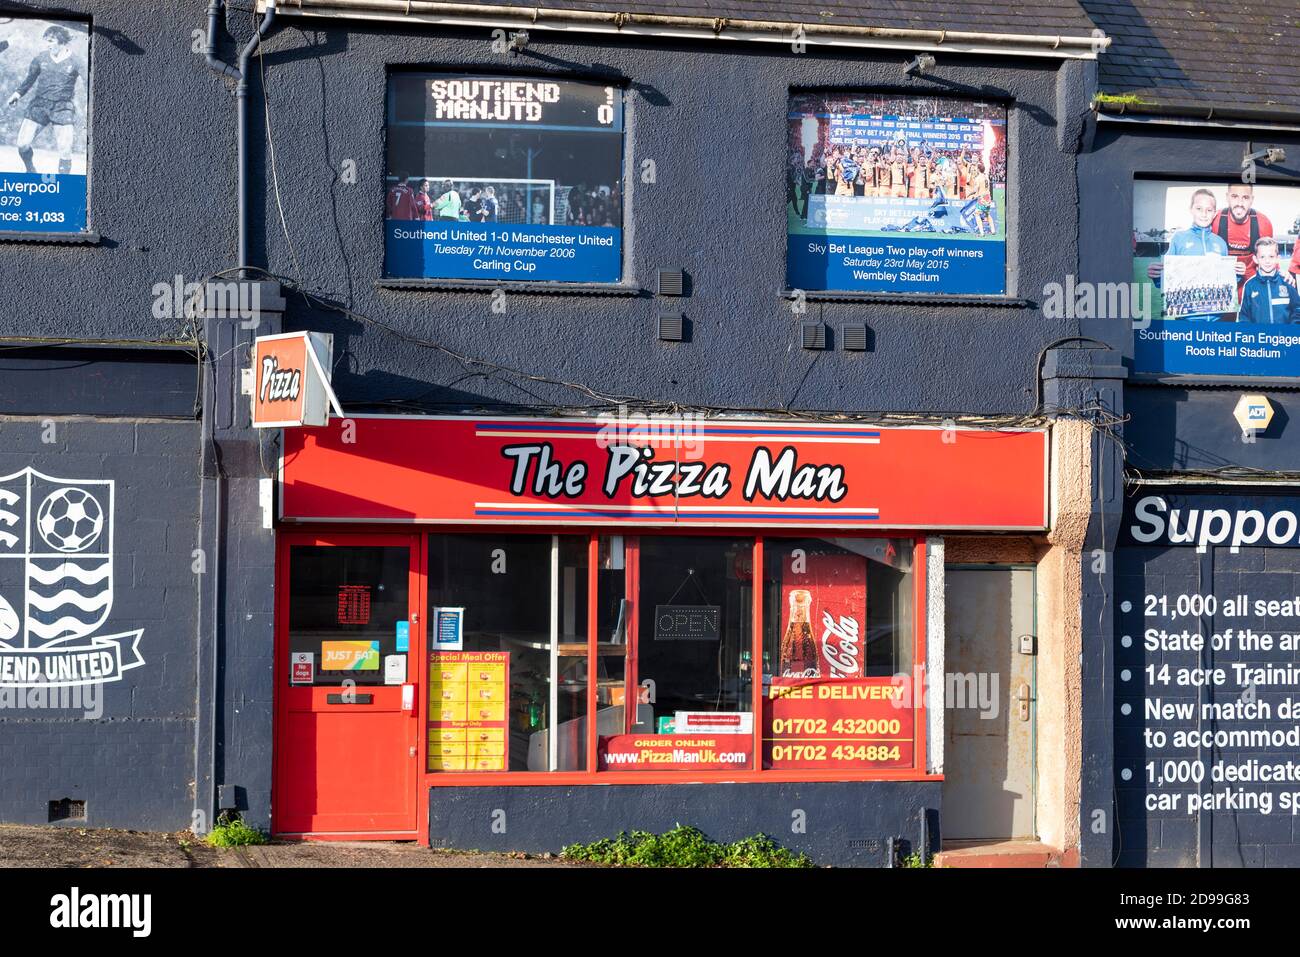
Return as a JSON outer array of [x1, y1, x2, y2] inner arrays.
[[0, 419, 200, 830]]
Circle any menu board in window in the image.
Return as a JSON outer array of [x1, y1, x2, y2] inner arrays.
[[428, 651, 510, 772]]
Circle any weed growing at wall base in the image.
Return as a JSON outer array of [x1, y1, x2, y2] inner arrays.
[[204, 812, 268, 848], [560, 824, 814, 867]]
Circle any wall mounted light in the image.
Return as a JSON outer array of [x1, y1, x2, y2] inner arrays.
[[904, 54, 936, 77]]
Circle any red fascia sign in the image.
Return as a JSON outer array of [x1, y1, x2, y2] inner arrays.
[[280, 415, 1048, 530], [252, 331, 342, 429]]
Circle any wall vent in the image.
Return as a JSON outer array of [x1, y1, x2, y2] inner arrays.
[[658, 314, 685, 341], [801, 322, 827, 350], [48, 798, 85, 822], [656, 268, 685, 296], [842, 324, 869, 351]]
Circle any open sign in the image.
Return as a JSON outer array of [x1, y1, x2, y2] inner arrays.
[[653, 605, 720, 641]]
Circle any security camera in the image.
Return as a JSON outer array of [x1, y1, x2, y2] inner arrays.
[[509, 30, 529, 54], [1243, 146, 1286, 166], [904, 54, 936, 77]]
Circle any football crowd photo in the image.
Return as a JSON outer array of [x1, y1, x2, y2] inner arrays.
[[788, 93, 1007, 239], [385, 175, 620, 228]]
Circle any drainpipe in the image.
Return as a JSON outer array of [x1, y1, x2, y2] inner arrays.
[[205, 0, 279, 278], [196, 0, 278, 833]]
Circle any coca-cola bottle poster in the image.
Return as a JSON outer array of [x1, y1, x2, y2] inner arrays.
[[780, 552, 866, 679], [766, 550, 911, 770]]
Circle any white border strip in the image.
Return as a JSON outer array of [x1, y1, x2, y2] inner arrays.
[[474, 431, 881, 444], [925, 535, 945, 775]]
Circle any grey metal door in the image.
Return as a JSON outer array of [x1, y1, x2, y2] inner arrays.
[[942, 566, 1036, 841]]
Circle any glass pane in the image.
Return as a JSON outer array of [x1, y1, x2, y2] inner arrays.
[[287, 545, 410, 687], [763, 538, 914, 680], [598, 536, 754, 773], [761, 538, 916, 772], [554, 536, 589, 771], [595, 536, 630, 732], [426, 533, 588, 773]]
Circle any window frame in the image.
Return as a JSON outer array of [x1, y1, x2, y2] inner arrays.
[[409, 526, 931, 786], [783, 87, 1013, 301], [0, 13, 97, 244], [380, 68, 632, 289]]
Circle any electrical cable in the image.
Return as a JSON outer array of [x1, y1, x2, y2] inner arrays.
[[259, 41, 306, 285]]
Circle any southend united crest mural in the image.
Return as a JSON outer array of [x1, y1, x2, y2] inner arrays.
[[0, 470, 143, 688]]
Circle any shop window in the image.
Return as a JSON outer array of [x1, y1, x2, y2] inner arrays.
[[596, 536, 757, 770], [426, 533, 592, 772], [761, 538, 916, 771], [286, 532, 926, 783], [592, 534, 629, 737], [384, 72, 624, 283], [0, 16, 91, 235]]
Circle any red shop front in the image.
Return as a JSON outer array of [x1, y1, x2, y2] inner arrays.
[[272, 415, 1047, 842]]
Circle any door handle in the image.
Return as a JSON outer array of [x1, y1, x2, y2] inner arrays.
[[1016, 683, 1033, 722]]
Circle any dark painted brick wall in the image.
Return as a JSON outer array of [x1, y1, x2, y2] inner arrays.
[[257, 22, 1089, 415], [0, 418, 199, 830], [0, 2, 238, 337], [429, 781, 939, 867]]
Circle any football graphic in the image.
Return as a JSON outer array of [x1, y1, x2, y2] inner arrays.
[[0, 593, 17, 642], [36, 487, 104, 553]]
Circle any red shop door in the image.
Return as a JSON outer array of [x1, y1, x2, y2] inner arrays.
[[274, 534, 424, 838]]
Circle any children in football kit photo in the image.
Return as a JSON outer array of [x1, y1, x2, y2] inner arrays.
[[1148, 188, 1231, 321], [1238, 237, 1300, 325]]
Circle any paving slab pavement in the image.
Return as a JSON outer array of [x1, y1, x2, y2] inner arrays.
[[0, 825, 574, 868]]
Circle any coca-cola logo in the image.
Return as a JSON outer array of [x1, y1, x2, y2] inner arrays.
[[781, 667, 821, 679], [821, 611, 862, 678]]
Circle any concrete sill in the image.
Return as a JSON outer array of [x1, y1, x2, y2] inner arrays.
[[782, 289, 1031, 308], [1130, 372, 1300, 391], [376, 279, 645, 297], [0, 230, 100, 246]]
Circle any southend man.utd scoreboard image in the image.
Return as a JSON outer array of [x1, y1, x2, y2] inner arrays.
[[385, 74, 624, 283], [786, 93, 1008, 296]]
